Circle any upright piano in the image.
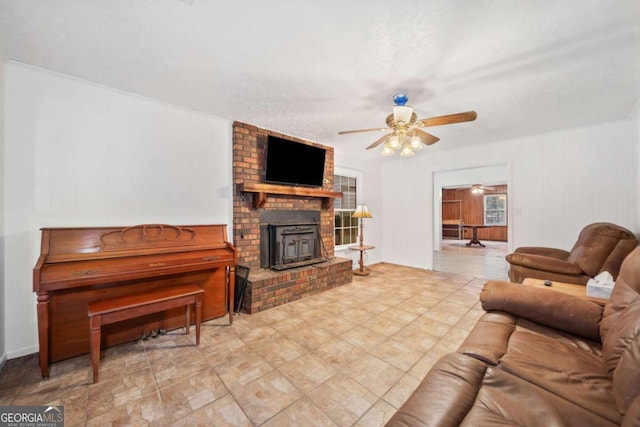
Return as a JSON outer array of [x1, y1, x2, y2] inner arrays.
[[33, 224, 236, 378]]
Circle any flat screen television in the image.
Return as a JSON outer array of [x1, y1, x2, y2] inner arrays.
[[265, 135, 326, 187]]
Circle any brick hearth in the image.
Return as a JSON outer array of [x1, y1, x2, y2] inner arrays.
[[232, 122, 352, 313], [241, 258, 353, 313]]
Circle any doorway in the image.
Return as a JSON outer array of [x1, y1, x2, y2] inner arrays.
[[432, 164, 510, 281]]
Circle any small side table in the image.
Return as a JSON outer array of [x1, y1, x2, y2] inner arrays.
[[522, 278, 608, 305], [349, 245, 375, 276]]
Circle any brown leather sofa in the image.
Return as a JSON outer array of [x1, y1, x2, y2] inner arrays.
[[387, 246, 640, 426], [506, 222, 637, 285]]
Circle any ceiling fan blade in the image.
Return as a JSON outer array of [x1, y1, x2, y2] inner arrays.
[[338, 127, 388, 135], [417, 111, 477, 127], [413, 128, 440, 145], [366, 134, 389, 150], [482, 186, 496, 190]]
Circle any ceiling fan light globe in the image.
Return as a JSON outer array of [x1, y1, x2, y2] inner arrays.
[[389, 135, 401, 149], [410, 135, 423, 150], [393, 106, 414, 124], [400, 144, 414, 157], [381, 145, 394, 156]]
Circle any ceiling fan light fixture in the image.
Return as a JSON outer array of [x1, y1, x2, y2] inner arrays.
[[410, 135, 423, 150], [337, 92, 478, 159], [393, 106, 414, 124], [388, 135, 401, 150], [400, 144, 414, 157], [471, 184, 484, 194]]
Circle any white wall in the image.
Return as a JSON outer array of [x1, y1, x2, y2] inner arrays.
[[632, 100, 640, 232], [0, 54, 6, 366], [382, 120, 638, 271], [4, 62, 232, 358]]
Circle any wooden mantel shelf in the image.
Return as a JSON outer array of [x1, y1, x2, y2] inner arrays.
[[237, 182, 342, 209]]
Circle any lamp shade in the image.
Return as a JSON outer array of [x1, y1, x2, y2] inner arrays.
[[352, 204, 372, 219]]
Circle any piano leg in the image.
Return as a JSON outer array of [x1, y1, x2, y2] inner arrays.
[[228, 265, 235, 324], [36, 292, 50, 379]]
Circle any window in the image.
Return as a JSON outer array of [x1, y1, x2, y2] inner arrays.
[[484, 194, 507, 225], [334, 174, 358, 247]]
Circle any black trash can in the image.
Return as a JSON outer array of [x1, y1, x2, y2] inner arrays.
[[234, 265, 250, 313]]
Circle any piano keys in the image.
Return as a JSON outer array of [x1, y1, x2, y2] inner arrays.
[[33, 224, 236, 378]]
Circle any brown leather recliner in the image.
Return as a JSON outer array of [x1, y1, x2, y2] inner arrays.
[[506, 222, 637, 285]]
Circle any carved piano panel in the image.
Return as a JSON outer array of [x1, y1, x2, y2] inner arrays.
[[33, 224, 236, 378]]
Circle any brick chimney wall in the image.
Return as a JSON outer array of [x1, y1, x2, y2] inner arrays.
[[232, 121, 336, 268], [231, 121, 352, 313]]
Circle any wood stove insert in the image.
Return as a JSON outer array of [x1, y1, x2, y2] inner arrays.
[[260, 210, 326, 270]]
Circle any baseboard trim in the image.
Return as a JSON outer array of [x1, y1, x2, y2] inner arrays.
[[7, 345, 38, 360], [0, 352, 7, 370]]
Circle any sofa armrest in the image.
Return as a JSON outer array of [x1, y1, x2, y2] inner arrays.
[[480, 281, 604, 341], [386, 353, 488, 427], [505, 253, 584, 275], [513, 246, 571, 259], [458, 312, 516, 365]]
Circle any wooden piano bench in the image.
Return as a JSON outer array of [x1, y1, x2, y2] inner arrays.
[[87, 284, 204, 383]]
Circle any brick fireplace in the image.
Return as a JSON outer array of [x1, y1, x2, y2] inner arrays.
[[232, 122, 352, 313]]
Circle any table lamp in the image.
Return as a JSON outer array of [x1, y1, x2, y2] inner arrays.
[[351, 205, 373, 276], [352, 204, 372, 247]]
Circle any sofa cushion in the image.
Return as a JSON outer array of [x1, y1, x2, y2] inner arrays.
[[498, 320, 619, 424], [387, 352, 620, 427], [462, 366, 618, 427]]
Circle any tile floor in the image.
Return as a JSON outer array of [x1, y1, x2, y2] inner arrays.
[[0, 260, 506, 426], [434, 239, 509, 281]]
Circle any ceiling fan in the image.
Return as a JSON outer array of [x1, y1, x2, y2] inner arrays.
[[468, 184, 495, 194], [338, 93, 477, 157]]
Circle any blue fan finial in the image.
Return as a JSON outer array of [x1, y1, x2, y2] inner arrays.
[[393, 93, 409, 106]]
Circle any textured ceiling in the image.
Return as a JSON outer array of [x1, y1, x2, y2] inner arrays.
[[1, 1, 639, 156]]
